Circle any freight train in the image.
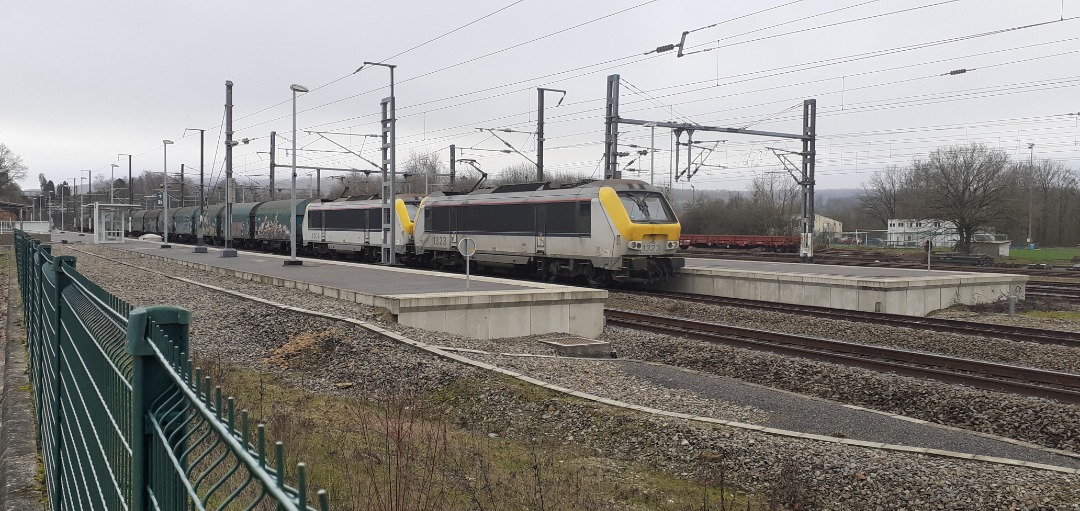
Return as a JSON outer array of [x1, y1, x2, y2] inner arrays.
[[127, 179, 684, 285]]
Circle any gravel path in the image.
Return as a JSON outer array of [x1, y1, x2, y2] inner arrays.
[[50, 243, 1080, 509]]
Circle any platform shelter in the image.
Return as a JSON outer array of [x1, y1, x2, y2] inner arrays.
[[85, 203, 139, 244]]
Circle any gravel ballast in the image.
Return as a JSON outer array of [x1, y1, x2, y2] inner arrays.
[[48, 244, 1080, 509]]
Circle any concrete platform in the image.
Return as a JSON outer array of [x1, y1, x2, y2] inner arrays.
[[664, 258, 1027, 316], [49, 234, 606, 339]]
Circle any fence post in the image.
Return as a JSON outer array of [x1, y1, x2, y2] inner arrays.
[[47, 254, 74, 511], [127, 306, 191, 511], [30, 242, 45, 380]]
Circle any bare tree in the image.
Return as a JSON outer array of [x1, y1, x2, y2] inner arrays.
[[1023, 158, 1080, 246], [857, 165, 910, 227], [0, 143, 28, 190], [401, 149, 444, 193], [322, 172, 381, 199], [748, 173, 799, 235], [911, 143, 1014, 252], [488, 163, 588, 187], [488, 163, 536, 186]]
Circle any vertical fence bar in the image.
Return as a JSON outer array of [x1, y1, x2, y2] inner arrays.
[[15, 229, 326, 511], [48, 254, 75, 511], [128, 306, 191, 511]]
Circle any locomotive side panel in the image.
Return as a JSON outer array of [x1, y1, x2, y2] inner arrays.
[[303, 198, 415, 258], [414, 179, 682, 282]]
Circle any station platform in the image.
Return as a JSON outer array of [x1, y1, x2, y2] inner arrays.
[[48, 233, 606, 339], [663, 258, 1027, 316]]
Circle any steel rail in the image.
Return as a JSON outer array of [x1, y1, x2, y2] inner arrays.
[[634, 290, 1080, 348], [606, 308, 1080, 404], [683, 250, 1080, 278], [1027, 284, 1080, 303]]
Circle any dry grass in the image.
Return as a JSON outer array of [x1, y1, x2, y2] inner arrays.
[[194, 356, 773, 510]]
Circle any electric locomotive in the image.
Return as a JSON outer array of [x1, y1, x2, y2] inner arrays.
[[413, 179, 683, 285], [302, 195, 422, 262]]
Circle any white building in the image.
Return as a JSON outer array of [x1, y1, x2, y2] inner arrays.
[[791, 214, 843, 236], [813, 214, 843, 236], [886, 219, 998, 248]]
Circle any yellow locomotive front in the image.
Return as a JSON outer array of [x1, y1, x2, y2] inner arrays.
[[598, 182, 684, 282]]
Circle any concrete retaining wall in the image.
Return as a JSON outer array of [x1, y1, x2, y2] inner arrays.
[[388, 291, 605, 338], [128, 252, 607, 340], [663, 267, 1027, 316]]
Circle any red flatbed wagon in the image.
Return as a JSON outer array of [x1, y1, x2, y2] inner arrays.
[[679, 234, 800, 252]]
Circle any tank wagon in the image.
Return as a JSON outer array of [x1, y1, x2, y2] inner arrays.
[[413, 179, 683, 285]]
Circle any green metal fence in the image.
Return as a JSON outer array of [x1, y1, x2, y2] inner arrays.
[[14, 230, 329, 510]]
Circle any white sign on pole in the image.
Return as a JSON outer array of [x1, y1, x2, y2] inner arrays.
[[458, 237, 476, 289]]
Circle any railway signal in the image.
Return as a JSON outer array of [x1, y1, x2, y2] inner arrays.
[[925, 239, 934, 271]]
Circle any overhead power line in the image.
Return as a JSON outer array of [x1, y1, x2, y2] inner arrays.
[[288, 14, 1079, 157], [233, 0, 662, 135], [230, 0, 530, 126]]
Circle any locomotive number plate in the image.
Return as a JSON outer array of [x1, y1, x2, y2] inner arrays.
[[640, 241, 665, 253]]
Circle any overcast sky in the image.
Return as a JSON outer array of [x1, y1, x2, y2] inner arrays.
[[3, 0, 1078, 195]]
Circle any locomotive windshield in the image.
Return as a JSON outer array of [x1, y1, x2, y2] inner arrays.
[[617, 191, 675, 223]]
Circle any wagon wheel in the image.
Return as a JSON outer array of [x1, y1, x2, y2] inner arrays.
[[584, 265, 611, 288], [542, 260, 559, 282]]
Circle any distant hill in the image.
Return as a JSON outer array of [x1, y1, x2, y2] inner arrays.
[[814, 188, 860, 201]]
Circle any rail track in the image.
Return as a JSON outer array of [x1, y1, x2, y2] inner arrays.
[[605, 309, 1080, 404], [682, 249, 1080, 279], [632, 290, 1080, 348], [1027, 284, 1080, 303]]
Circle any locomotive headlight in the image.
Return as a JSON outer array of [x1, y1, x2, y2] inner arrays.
[[667, 241, 678, 250], [628, 241, 643, 250]]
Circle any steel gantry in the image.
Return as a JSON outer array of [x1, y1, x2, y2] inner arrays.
[[602, 74, 818, 262]]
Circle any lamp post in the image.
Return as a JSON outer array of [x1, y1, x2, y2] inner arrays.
[[65, 178, 76, 231], [222, 80, 238, 258], [185, 128, 207, 253], [286, 84, 308, 266], [1027, 142, 1035, 246], [82, 169, 91, 233], [118, 154, 132, 203], [79, 177, 86, 233], [358, 61, 397, 265], [162, 139, 174, 248], [110, 164, 119, 203], [536, 87, 566, 182]]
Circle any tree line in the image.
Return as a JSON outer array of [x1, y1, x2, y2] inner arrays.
[[856, 143, 1079, 251], [10, 140, 1077, 251], [678, 143, 1080, 252]]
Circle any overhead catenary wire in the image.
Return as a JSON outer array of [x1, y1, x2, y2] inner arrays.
[[260, 0, 964, 136], [279, 15, 1080, 161], [243, 0, 948, 139], [229, 0, 664, 136], [88, 5, 1080, 188], [228, 0, 531, 127]]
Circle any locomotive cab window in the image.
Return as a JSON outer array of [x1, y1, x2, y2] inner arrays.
[[617, 191, 675, 223]]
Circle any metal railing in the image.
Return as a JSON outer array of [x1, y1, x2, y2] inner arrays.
[[0, 220, 51, 233], [14, 230, 329, 510]]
